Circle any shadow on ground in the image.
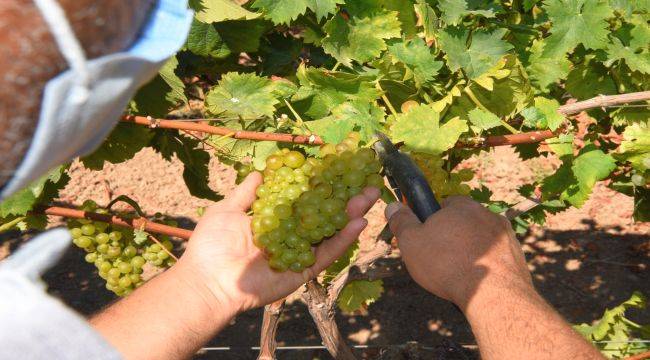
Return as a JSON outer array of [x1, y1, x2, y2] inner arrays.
[[24, 221, 649, 359]]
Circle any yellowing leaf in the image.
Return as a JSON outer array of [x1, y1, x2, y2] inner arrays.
[[392, 103, 468, 155], [337, 279, 383, 312]]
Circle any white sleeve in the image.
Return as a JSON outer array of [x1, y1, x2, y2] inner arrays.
[[0, 229, 122, 359]]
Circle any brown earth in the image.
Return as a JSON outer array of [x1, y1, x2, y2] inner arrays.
[[24, 145, 649, 359]]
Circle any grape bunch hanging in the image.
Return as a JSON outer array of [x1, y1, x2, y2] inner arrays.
[[68, 201, 176, 296], [251, 133, 384, 272], [411, 153, 473, 201]]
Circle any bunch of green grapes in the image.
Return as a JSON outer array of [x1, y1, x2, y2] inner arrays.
[[252, 133, 383, 272], [411, 153, 473, 201], [68, 201, 176, 297]]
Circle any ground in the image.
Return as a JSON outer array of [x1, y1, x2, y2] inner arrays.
[[7, 145, 648, 359]]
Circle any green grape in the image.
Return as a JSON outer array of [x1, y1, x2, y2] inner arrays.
[[268, 256, 288, 271], [97, 244, 109, 254], [122, 245, 137, 258], [149, 244, 162, 253], [118, 276, 132, 288], [81, 224, 96, 236], [284, 151, 306, 168], [276, 167, 294, 181], [252, 200, 266, 212], [330, 212, 349, 230], [106, 246, 122, 258], [300, 214, 320, 229], [343, 170, 365, 187], [70, 228, 83, 239], [95, 221, 110, 233], [108, 231, 122, 242], [458, 169, 473, 181], [157, 251, 170, 260], [321, 223, 336, 238], [266, 155, 284, 170], [131, 256, 145, 269], [365, 173, 384, 188], [129, 274, 141, 283], [75, 236, 93, 248], [261, 216, 280, 231], [297, 251, 316, 267], [99, 261, 112, 272], [632, 174, 646, 186], [314, 183, 333, 198], [284, 232, 301, 247], [295, 239, 311, 252], [95, 233, 109, 244], [85, 253, 98, 263], [289, 262, 304, 272], [280, 249, 298, 264], [107, 268, 121, 279], [162, 240, 173, 251], [118, 262, 133, 274], [320, 198, 344, 216], [152, 258, 163, 266], [279, 218, 297, 232], [266, 242, 284, 256]]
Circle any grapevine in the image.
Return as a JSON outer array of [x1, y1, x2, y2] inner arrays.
[[0, 0, 648, 358]]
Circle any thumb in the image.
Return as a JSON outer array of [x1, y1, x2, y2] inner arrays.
[[385, 202, 421, 238], [219, 172, 263, 211]]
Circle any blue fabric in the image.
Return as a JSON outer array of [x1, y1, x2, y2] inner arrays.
[[1, 0, 193, 197]]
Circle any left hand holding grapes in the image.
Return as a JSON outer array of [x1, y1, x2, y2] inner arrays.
[[175, 172, 380, 315]]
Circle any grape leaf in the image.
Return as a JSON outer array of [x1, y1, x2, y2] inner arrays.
[[0, 166, 69, 217], [414, 0, 438, 44], [388, 37, 443, 85], [206, 72, 279, 118], [616, 120, 650, 172], [565, 60, 617, 100], [337, 279, 383, 312], [438, 26, 513, 79], [571, 145, 616, 198], [467, 108, 502, 131], [212, 19, 269, 54], [159, 56, 188, 105], [606, 38, 650, 74], [545, 134, 574, 158], [151, 132, 222, 201], [322, 11, 401, 66], [533, 97, 564, 131], [384, 0, 418, 38], [392, 103, 468, 155], [186, 19, 231, 58], [308, 0, 344, 20], [82, 123, 154, 170], [251, 0, 309, 25], [324, 241, 359, 284], [542, 0, 613, 58], [194, 0, 260, 23], [525, 39, 571, 91], [307, 102, 385, 144], [292, 65, 380, 119], [629, 18, 650, 50], [438, 0, 501, 25]]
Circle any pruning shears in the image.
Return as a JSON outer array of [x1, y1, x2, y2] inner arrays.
[[373, 132, 441, 222]]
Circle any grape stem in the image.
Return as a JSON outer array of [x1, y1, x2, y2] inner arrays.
[[39, 206, 193, 240], [122, 91, 650, 149]]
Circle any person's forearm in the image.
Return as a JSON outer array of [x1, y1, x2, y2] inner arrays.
[[90, 259, 236, 360], [462, 277, 604, 360]]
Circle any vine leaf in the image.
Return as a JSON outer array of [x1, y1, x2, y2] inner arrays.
[[292, 65, 380, 119], [541, 0, 613, 58], [251, 0, 309, 25], [206, 72, 279, 118], [131, 57, 187, 118], [337, 279, 383, 312], [467, 108, 502, 131], [437, 0, 501, 25], [0, 166, 69, 217], [392, 103, 468, 155], [616, 120, 649, 172], [308, 0, 344, 20], [525, 39, 571, 92], [324, 241, 359, 284], [521, 97, 564, 131], [322, 10, 401, 66], [186, 19, 231, 58], [194, 0, 260, 23], [606, 38, 650, 74], [151, 132, 222, 201], [438, 26, 513, 79], [414, 0, 438, 44], [388, 37, 443, 85], [307, 102, 385, 144], [565, 60, 617, 100]]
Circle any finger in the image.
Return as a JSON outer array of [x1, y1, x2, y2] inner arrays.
[[385, 202, 420, 238], [346, 187, 381, 219], [226, 171, 263, 210], [307, 218, 367, 277], [441, 195, 476, 208]]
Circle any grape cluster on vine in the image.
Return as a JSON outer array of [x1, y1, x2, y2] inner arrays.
[[68, 201, 176, 296], [411, 153, 473, 201], [252, 133, 383, 273]]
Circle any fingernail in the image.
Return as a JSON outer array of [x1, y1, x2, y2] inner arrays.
[[385, 202, 402, 220]]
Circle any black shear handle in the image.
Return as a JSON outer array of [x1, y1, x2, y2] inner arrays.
[[384, 152, 441, 222]]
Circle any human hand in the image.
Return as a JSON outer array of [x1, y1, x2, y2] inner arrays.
[[177, 172, 380, 315], [385, 196, 532, 310]]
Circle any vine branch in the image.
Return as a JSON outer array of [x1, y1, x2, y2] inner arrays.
[[39, 206, 193, 240], [122, 91, 650, 149], [257, 299, 286, 360]]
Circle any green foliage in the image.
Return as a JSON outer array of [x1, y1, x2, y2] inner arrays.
[[0, 166, 69, 218], [337, 279, 384, 312], [575, 292, 650, 358], [392, 104, 468, 155]]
